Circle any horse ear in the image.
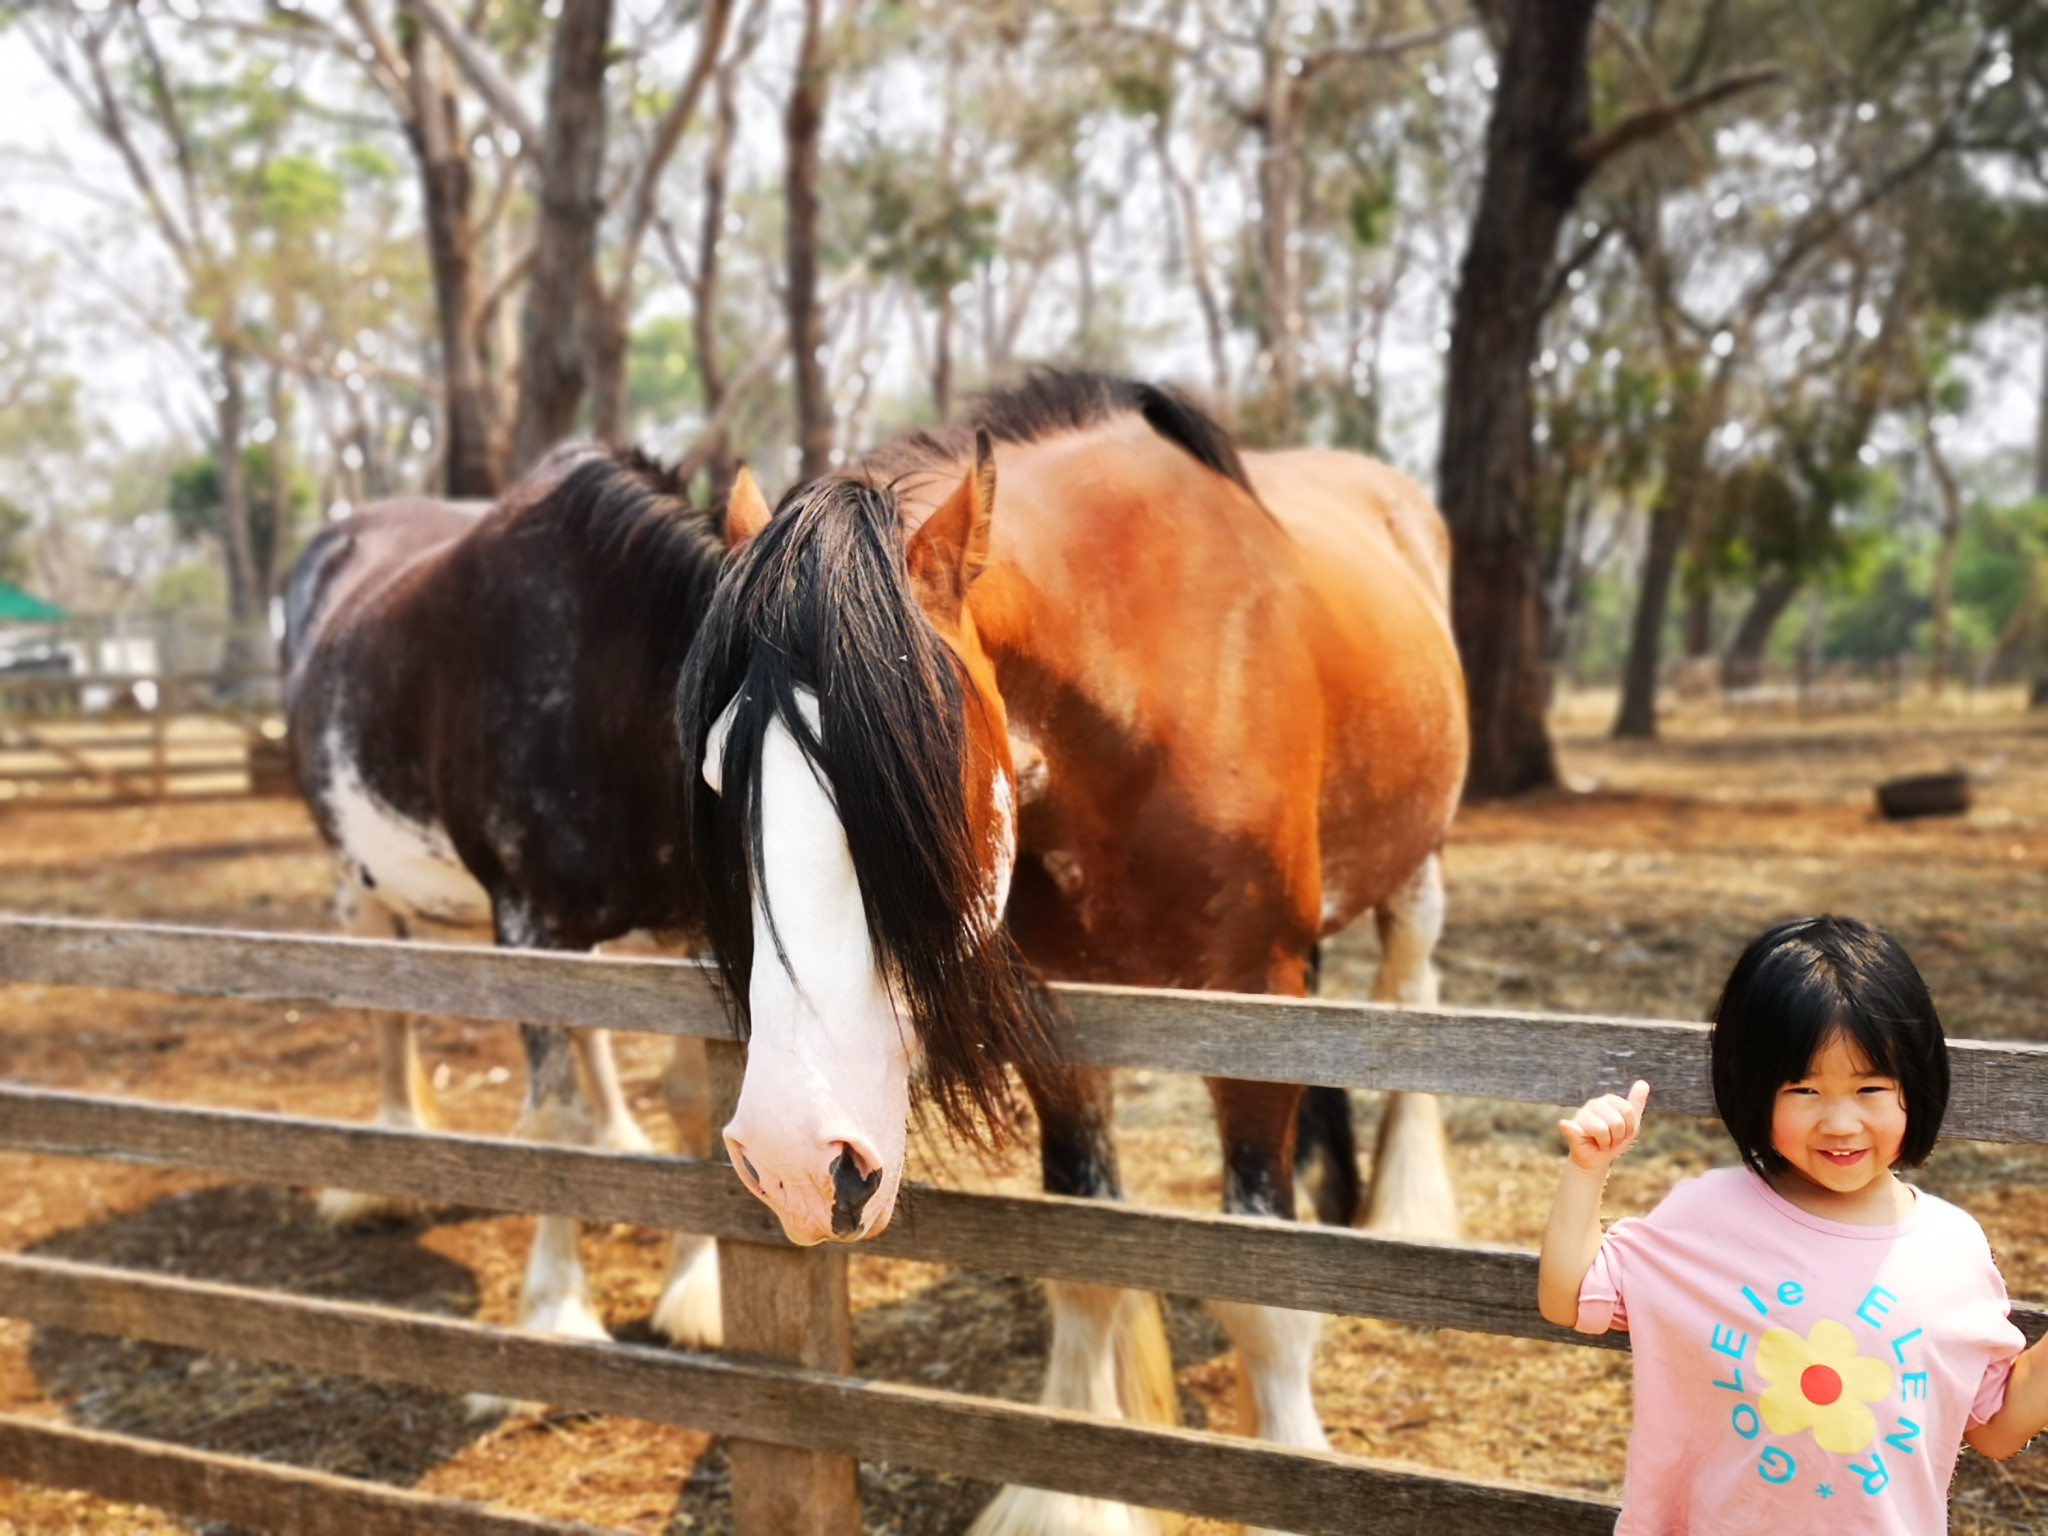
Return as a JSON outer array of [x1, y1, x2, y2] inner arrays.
[[907, 429, 995, 613], [724, 464, 771, 548]]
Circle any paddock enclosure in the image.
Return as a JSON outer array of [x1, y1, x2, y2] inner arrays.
[[3, 702, 2048, 1533]]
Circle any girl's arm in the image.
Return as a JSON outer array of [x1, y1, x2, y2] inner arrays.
[[1538, 1080, 1650, 1328], [1966, 1337, 2048, 1460]]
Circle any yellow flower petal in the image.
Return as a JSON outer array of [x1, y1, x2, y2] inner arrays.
[[1843, 1355, 1894, 1403], [1756, 1326, 1811, 1386], [1760, 1380, 1819, 1437], [1806, 1318, 1861, 1369], [1810, 1398, 1879, 1455]]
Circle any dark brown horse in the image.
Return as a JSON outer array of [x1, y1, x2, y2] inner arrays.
[[678, 374, 1468, 1535], [285, 443, 760, 1349]]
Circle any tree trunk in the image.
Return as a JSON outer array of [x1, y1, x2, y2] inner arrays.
[[1924, 414, 1968, 693], [2037, 314, 2048, 501], [1613, 417, 1708, 739], [1682, 581, 1713, 659], [1720, 571, 1800, 690], [785, 0, 833, 481], [1436, 0, 1597, 798], [508, 0, 613, 477], [691, 51, 741, 502], [403, 22, 500, 498], [1251, 31, 1301, 439]]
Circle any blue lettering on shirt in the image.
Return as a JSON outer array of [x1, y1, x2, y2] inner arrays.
[[1777, 1281, 1804, 1307], [1890, 1327, 1924, 1364], [1710, 1323, 1749, 1360], [1759, 1447, 1797, 1484], [1847, 1451, 1890, 1495], [1885, 1418, 1921, 1456], [1856, 1286, 1898, 1328]]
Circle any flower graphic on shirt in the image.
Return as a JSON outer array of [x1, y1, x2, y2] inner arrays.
[[1756, 1318, 1894, 1454]]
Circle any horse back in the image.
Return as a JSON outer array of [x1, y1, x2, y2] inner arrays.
[[964, 428, 1465, 985]]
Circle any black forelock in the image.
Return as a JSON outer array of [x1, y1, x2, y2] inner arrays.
[[675, 474, 1057, 1142], [863, 369, 1258, 502]]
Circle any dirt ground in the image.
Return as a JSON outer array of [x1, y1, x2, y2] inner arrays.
[[4, 693, 2048, 1533]]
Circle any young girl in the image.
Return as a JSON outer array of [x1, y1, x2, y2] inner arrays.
[[1539, 914, 2048, 1532]]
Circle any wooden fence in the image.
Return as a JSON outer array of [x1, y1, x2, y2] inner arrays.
[[2, 914, 2046, 1535], [0, 673, 288, 803]]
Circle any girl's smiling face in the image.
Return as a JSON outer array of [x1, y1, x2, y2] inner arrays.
[[1770, 1032, 1912, 1219]]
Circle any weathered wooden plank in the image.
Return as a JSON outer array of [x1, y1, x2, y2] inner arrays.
[[706, 1038, 863, 1536], [0, 1256, 1619, 1536], [0, 1414, 619, 1536], [9, 1087, 2045, 1350], [0, 914, 732, 1038], [4, 915, 2047, 1140]]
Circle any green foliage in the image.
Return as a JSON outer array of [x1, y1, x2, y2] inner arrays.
[[0, 496, 32, 588], [167, 446, 313, 583], [626, 316, 698, 428], [854, 149, 1000, 301], [259, 155, 346, 240]]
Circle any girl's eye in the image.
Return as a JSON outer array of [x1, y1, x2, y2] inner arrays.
[[1782, 1086, 1818, 1096], [1859, 1084, 1898, 1096]]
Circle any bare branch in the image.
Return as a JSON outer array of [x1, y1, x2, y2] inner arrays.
[[404, 0, 543, 154], [612, 0, 733, 286], [1302, 18, 1475, 79], [1574, 65, 1785, 176]]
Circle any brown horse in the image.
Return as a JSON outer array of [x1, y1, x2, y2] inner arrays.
[[678, 374, 1467, 1535], [284, 444, 752, 1352]]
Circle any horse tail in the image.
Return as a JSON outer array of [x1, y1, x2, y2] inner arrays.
[[1294, 1085, 1361, 1228]]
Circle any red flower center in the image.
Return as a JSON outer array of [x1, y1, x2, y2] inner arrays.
[[1801, 1363, 1844, 1406]]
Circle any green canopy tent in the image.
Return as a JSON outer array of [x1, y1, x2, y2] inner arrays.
[[0, 583, 67, 624]]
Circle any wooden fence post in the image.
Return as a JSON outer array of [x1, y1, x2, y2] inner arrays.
[[707, 1039, 861, 1536]]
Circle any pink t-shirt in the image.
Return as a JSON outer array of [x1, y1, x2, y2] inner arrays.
[[1577, 1165, 2022, 1534]]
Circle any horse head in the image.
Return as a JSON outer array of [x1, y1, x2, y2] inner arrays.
[[678, 432, 1053, 1245]]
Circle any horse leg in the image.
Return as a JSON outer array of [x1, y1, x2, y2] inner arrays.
[[651, 1035, 722, 1348], [969, 1066, 1179, 1536], [507, 1020, 609, 1341], [1206, 1077, 1328, 1536], [581, 930, 722, 1347], [1361, 851, 1460, 1239], [317, 882, 438, 1226], [1291, 945, 1364, 1227]]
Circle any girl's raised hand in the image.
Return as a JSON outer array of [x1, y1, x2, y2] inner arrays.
[[1559, 1080, 1650, 1172]]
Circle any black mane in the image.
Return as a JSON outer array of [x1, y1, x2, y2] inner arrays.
[[675, 475, 1057, 1141], [505, 443, 728, 677], [864, 369, 1257, 501]]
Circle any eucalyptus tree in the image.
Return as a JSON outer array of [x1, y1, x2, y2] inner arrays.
[[1596, 0, 2033, 739]]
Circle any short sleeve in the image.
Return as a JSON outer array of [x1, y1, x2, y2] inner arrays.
[[1574, 1220, 1635, 1335], [1972, 1353, 2017, 1426]]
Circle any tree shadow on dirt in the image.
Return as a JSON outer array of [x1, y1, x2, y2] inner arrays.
[[658, 1268, 1229, 1536], [27, 1183, 497, 1532]]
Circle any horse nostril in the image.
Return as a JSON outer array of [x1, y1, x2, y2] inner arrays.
[[829, 1146, 884, 1236]]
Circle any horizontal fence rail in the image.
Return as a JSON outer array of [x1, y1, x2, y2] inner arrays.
[[9, 1086, 2042, 1353], [5, 915, 2048, 1140], [0, 1416, 615, 1536], [0, 1255, 1622, 1536], [9, 913, 2048, 1535]]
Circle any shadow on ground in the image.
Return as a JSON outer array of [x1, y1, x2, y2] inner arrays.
[[660, 1270, 1230, 1536], [27, 1184, 498, 1532]]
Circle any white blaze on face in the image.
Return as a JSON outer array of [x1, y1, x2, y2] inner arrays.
[[704, 691, 912, 1246]]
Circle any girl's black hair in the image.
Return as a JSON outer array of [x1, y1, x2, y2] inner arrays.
[[1710, 915, 1948, 1176]]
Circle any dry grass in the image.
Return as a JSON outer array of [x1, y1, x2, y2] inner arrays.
[[4, 699, 2048, 1530]]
